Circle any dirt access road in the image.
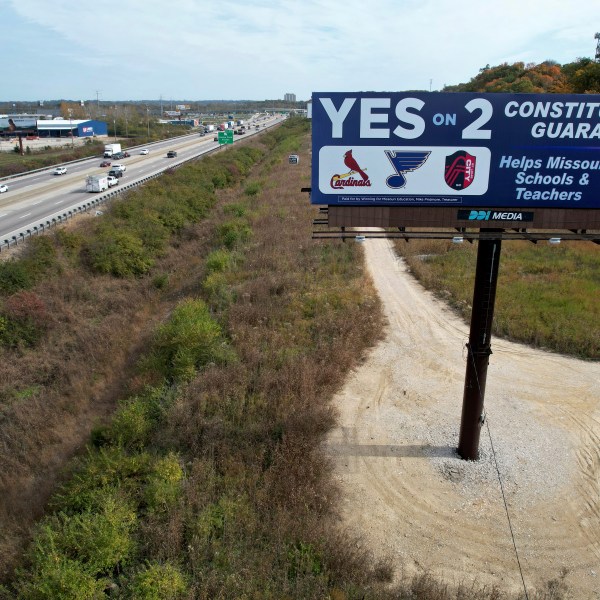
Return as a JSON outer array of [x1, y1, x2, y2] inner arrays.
[[327, 238, 600, 598]]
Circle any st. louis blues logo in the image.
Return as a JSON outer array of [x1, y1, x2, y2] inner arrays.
[[445, 151, 476, 190], [385, 150, 430, 188]]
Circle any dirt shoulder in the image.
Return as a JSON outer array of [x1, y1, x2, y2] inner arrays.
[[326, 237, 600, 598]]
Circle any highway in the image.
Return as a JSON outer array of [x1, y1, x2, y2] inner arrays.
[[0, 114, 284, 244]]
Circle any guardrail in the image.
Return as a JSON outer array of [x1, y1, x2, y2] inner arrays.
[[0, 140, 228, 252], [0, 119, 282, 252], [0, 131, 202, 183]]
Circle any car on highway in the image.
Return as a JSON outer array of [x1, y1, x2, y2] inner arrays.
[[166, 150, 178, 158], [0, 184, 8, 193], [100, 160, 111, 167], [213, 136, 218, 141], [108, 169, 123, 178], [140, 149, 149, 155], [53, 167, 67, 175], [107, 175, 119, 187], [123, 152, 131, 158], [111, 164, 126, 172]]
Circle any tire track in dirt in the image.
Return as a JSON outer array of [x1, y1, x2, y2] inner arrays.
[[326, 237, 600, 598]]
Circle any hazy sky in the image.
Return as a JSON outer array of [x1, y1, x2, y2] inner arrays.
[[3, 0, 599, 103]]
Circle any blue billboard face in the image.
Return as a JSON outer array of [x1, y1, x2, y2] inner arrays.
[[311, 92, 600, 209]]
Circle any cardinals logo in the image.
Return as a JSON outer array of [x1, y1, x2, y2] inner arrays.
[[330, 150, 371, 188], [385, 150, 430, 188], [445, 151, 476, 190]]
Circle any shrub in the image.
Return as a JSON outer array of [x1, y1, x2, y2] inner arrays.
[[4, 291, 48, 329], [218, 219, 252, 249], [205, 249, 235, 274], [53, 448, 152, 514], [151, 273, 169, 290], [0, 291, 50, 348], [110, 397, 154, 450], [143, 452, 184, 513], [0, 260, 33, 294], [15, 552, 106, 599], [244, 181, 261, 196], [22, 236, 59, 277], [125, 562, 188, 600], [144, 299, 235, 382], [30, 494, 137, 577], [85, 229, 154, 277]]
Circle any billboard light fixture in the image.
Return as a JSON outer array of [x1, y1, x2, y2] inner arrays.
[[548, 237, 562, 245], [452, 236, 464, 244]]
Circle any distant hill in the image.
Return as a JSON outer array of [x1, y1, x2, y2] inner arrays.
[[443, 57, 600, 94]]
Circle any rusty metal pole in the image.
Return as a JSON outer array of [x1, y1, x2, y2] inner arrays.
[[458, 230, 502, 460]]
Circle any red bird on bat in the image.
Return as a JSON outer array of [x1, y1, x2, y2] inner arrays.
[[343, 150, 369, 181]]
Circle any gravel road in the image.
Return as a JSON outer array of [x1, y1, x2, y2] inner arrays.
[[326, 237, 600, 598]]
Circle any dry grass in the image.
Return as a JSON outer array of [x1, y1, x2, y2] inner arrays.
[[0, 120, 570, 599]]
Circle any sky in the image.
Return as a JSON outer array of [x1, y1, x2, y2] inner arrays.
[[2, 0, 600, 103]]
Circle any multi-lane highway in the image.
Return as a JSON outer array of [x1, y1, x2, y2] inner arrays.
[[0, 114, 283, 243]]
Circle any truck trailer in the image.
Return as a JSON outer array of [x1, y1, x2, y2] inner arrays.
[[86, 175, 109, 192], [103, 143, 122, 158]]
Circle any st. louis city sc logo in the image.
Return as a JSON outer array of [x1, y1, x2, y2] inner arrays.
[[385, 150, 430, 188], [445, 151, 476, 190], [330, 150, 372, 188]]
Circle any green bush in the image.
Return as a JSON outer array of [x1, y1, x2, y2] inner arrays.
[[244, 181, 261, 196], [202, 271, 236, 310], [15, 552, 106, 599], [151, 273, 169, 290], [110, 397, 154, 450], [205, 248, 235, 274], [53, 448, 151, 514], [218, 219, 252, 249], [145, 299, 235, 382], [0, 314, 41, 348], [0, 260, 33, 294], [23, 236, 60, 277], [30, 495, 137, 576], [125, 562, 188, 600], [143, 452, 184, 513], [85, 229, 154, 277]]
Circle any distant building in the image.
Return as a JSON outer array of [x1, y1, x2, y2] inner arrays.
[[284, 93, 296, 103]]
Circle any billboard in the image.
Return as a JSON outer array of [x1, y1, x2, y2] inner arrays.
[[0, 116, 37, 132], [311, 92, 600, 209]]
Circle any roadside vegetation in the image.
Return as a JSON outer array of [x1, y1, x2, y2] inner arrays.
[[0, 116, 580, 598], [392, 236, 599, 360]]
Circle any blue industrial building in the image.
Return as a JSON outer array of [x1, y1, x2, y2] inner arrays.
[[36, 119, 108, 139]]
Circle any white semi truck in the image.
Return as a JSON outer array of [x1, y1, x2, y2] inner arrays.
[[86, 175, 109, 192], [103, 143, 122, 158]]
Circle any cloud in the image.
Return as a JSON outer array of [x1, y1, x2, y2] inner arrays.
[[4, 0, 600, 100]]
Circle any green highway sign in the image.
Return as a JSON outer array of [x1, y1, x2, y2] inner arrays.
[[218, 130, 234, 144]]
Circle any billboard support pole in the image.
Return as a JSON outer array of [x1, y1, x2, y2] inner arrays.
[[458, 229, 502, 460]]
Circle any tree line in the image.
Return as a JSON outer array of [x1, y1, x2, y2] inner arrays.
[[443, 57, 600, 94]]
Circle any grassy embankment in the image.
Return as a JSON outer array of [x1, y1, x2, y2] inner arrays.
[[393, 238, 599, 360], [0, 117, 576, 599], [0, 118, 395, 599]]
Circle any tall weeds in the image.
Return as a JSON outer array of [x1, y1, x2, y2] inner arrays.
[[0, 119, 569, 599]]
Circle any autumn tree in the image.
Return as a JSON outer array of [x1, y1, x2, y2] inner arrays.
[[561, 57, 600, 93]]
